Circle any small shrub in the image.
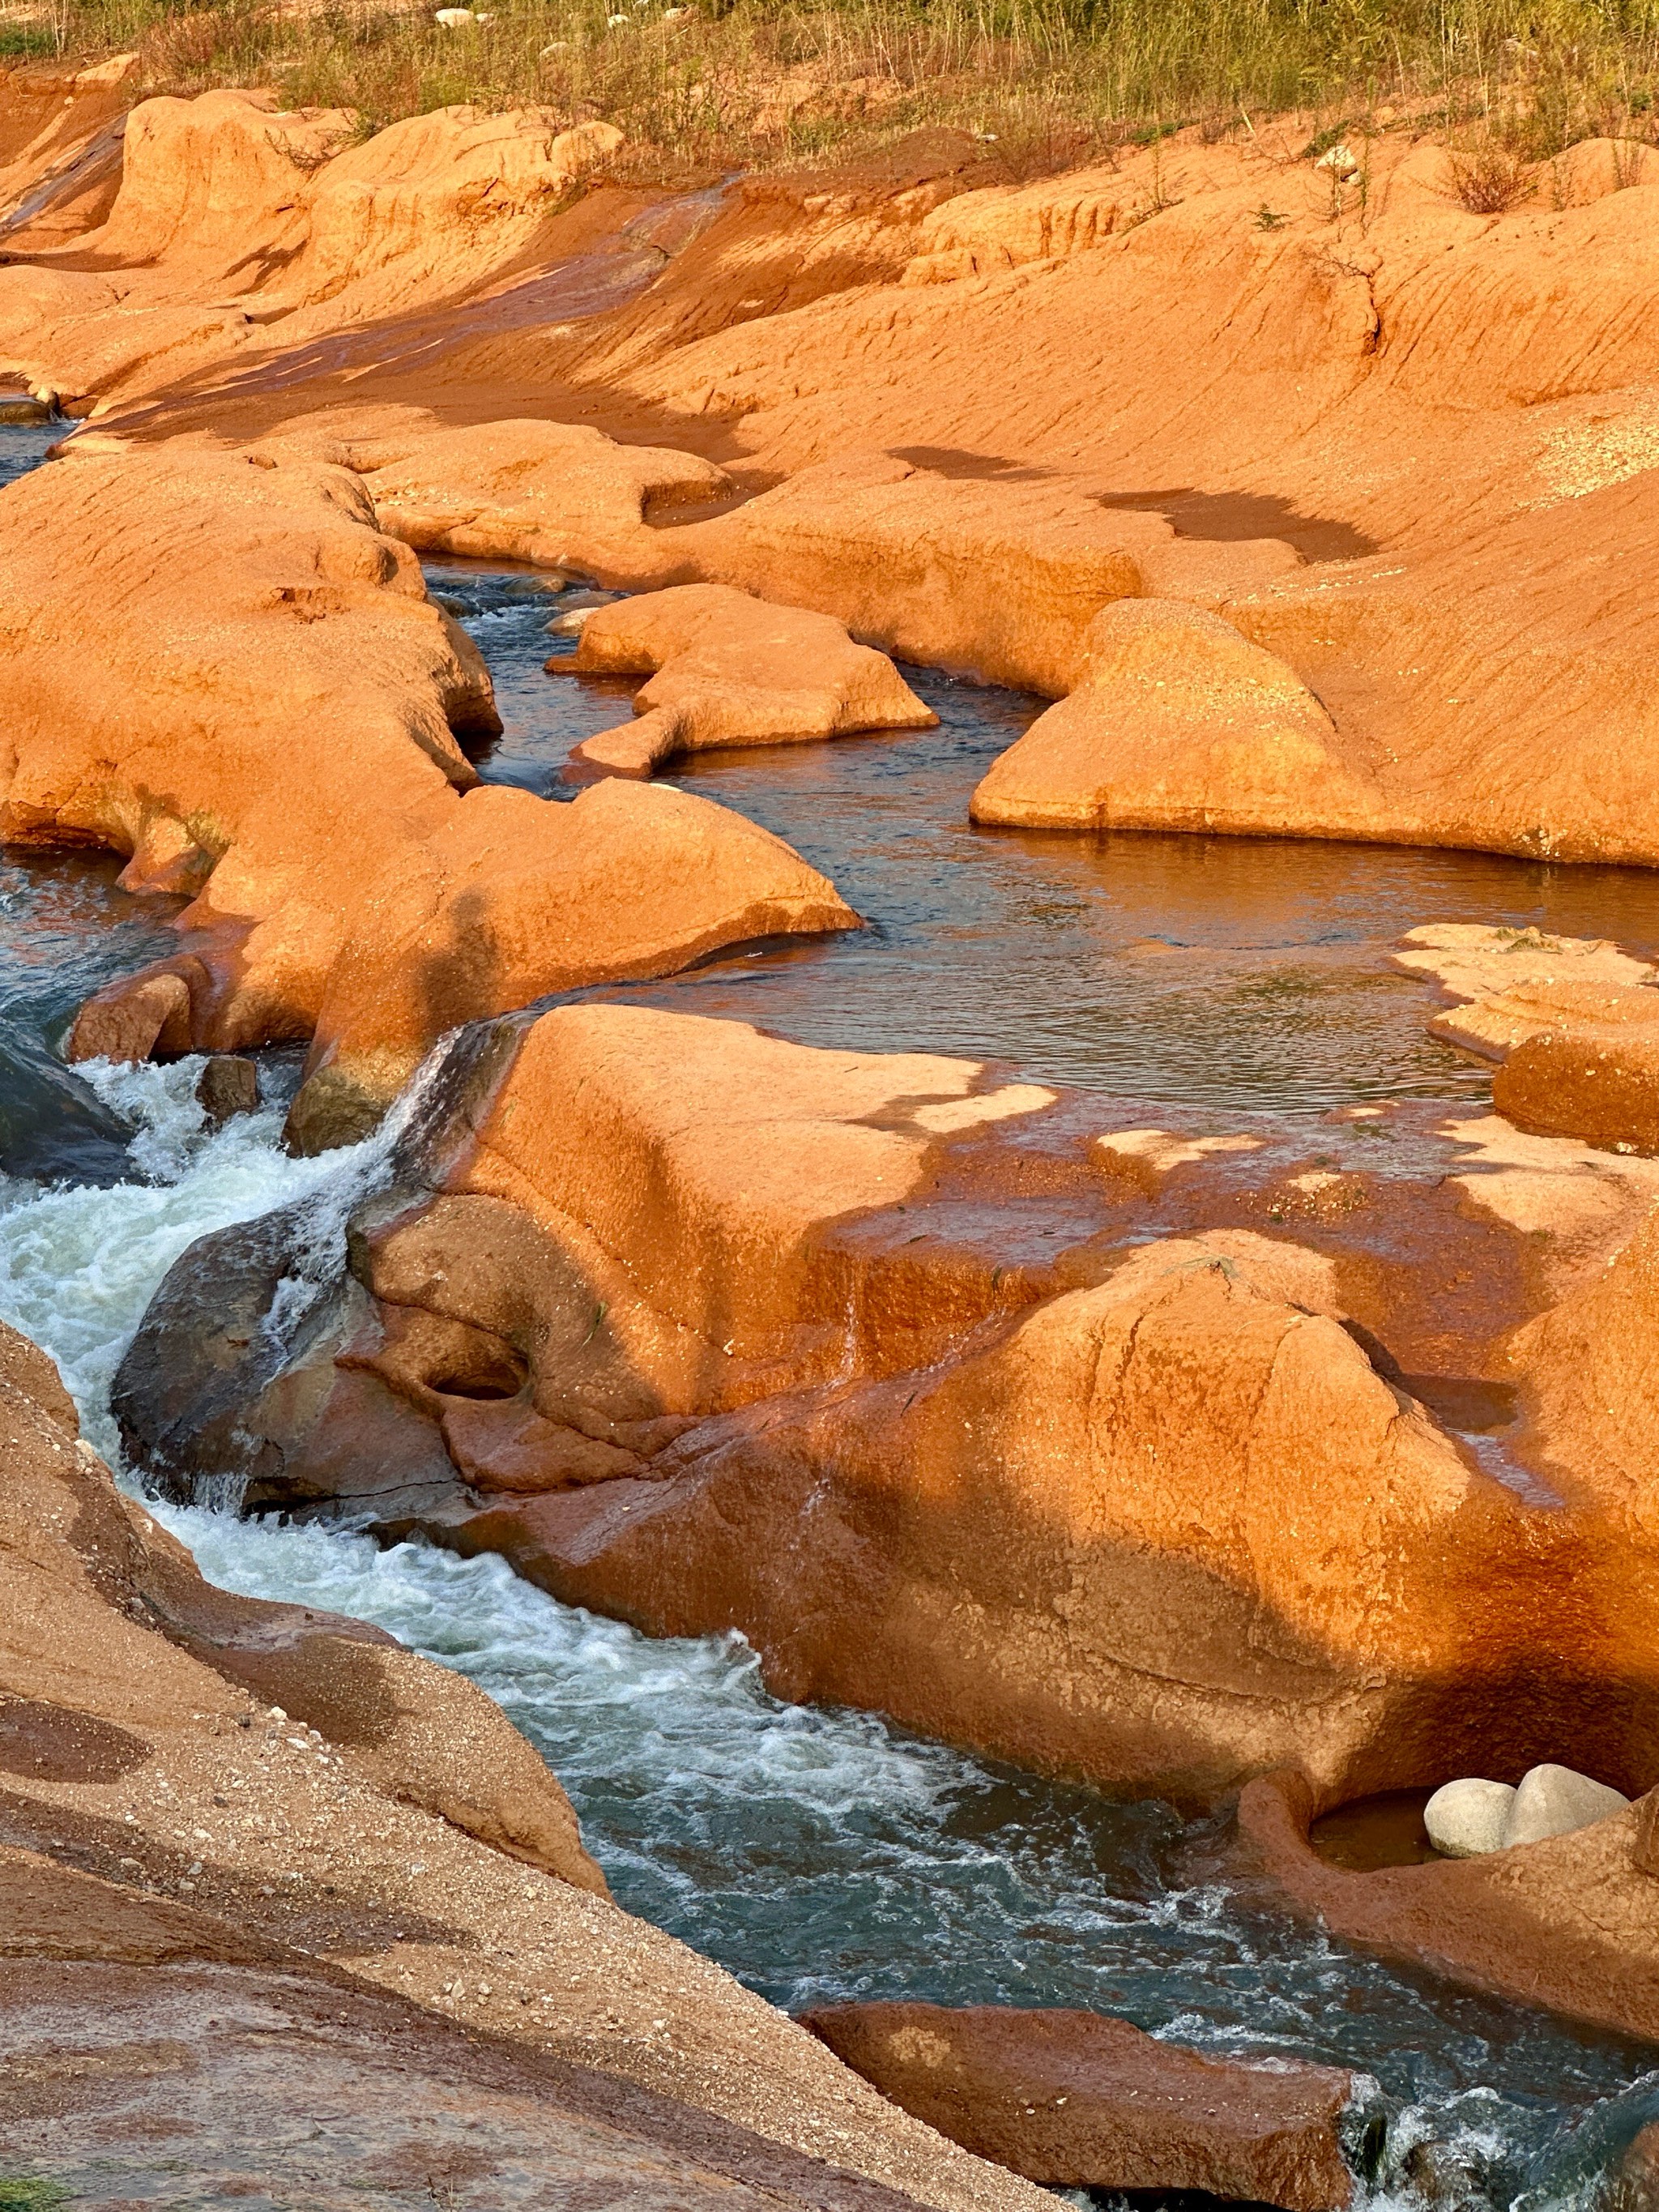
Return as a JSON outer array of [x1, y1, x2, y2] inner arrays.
[[1448, 141, 1536, 213]]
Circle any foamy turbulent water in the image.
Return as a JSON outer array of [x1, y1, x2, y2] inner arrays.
[[3, 510, 1659, 2210]]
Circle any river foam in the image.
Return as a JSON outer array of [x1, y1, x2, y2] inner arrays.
[[1, 1056, 1656, 2212]]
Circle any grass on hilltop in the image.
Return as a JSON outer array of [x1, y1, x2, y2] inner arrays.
[[4, 0, 1659, 179]]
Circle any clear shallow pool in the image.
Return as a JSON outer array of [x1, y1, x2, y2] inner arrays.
[[2, 520, 1658, 2210], [432, 562, 1659, 1117]]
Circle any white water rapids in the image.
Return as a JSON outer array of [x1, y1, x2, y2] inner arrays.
[[0, 1053, 1656, 2212]]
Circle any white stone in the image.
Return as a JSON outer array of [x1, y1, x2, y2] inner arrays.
[[1501, 1763, 1630, 1847], [1425, 1777, 1516, 1857]]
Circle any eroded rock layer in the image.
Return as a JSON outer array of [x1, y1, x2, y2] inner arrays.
[[0, 1317, 1043, 2212], [114, 1005, 1659, 1853]]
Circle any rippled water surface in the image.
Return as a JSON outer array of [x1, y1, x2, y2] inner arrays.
[[2, 514, 1657, 2212], [433, 562, 1659, 1115]]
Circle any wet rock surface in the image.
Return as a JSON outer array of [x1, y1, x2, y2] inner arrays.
[[0, 1317, 1046, 2212], [800, 2002, 1356, 2209], [0, 1941, 945, 2212]]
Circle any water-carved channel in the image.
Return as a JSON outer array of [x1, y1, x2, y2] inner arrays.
[[5, 510, 1659, 2210]]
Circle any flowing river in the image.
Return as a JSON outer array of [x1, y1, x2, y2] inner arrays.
[[4, 455, 1659, 2211]]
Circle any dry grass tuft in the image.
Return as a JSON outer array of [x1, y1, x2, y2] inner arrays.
[[1448, 135, 1537, 207]]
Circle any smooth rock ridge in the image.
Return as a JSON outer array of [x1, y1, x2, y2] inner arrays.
[[969, 600, 1357, 835], [555, 581, 939, 781]]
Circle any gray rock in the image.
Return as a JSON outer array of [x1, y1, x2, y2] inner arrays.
[[196, 1054, 260, 1127], [1501, 1762, 1630, 1847], [1424, 1777, 1516, 1857]]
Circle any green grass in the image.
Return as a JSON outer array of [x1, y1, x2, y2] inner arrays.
[[20, 0, 1659, 174], [0, 2178, 70, 2212]]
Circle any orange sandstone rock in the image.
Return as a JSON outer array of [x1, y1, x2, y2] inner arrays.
[[1387, 925, 1659, 1156], [800, 2004, 1354, 2210], [0, 443, 853, 1145], [126, 1005, 1659, 1810], [556, 582, 938, 780], [1490, 989, 1659, 1156], [292, 777, 859, 1149], [1391, 924, 1657, 1060], [665, 452, 1301, 696], [969, 600, 1357, 833], [361, 416, 732, 575], [1241, 1770, 1659, 2045], [0, 94, 625, 409]]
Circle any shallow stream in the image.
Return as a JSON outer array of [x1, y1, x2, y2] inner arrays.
[[5, 498, 1659, 2210]]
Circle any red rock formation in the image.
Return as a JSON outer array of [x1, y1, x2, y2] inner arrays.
[[1491, 991, 1659, 1155], [0, 92, 625, 409], [0, 54, 136, 255], [1240, 1770, 1659, 2043], [800, 2004, 1354, 2209], [557, 583, 937, 780], [117, 1005, 1659, 1815], [970, 600, 1350, 833], [0, 1317, 1046, 2212], [361, 416, 732, 574], [1389, 926, 1659, 1155], [0, 442, 853, 1146]]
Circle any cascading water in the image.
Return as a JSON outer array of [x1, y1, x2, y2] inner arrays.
[[4, 527, 1659, 2212], [4, 1067, 1659, 2212]]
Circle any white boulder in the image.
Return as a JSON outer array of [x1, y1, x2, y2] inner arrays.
[[1424, 1777, 1516, 1857], [1502, 1763, 1630, 1847]]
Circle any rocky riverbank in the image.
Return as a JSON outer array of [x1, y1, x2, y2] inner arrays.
[[0, 1315, 1043, 2211], [6, 55, 1659, 2204]]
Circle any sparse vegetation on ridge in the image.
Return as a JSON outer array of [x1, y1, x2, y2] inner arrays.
[[6, 0, 1659, 184]]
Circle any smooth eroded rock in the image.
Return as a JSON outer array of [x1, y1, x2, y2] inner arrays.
[[1423, 1777, 1516, 1857], [0, 443, 853, 1142], [800, 2004, 1354, 2210], [556, 581, 937, 780], [969, 600, 1362, 835], [1503, 1762, 1631, 1847]]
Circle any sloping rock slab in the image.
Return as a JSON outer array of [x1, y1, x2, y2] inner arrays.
[[0, 1878, 942, 2212], [800, 2003, 1354, 2208]]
